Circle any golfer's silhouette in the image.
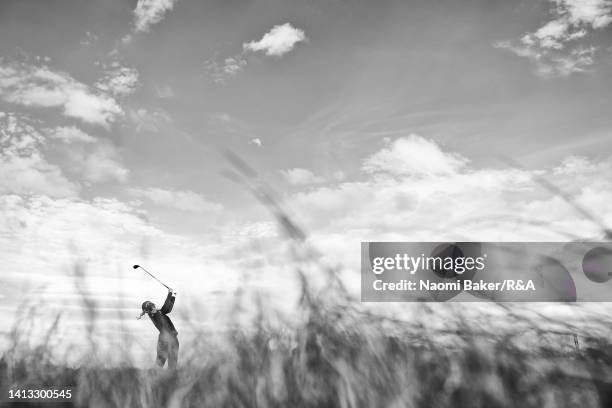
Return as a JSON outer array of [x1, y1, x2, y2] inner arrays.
[[139, 289, 179, 369]]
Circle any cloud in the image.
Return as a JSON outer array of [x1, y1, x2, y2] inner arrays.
[[79, 31, 99, 46], [1, 113, 128, 192], [362, 134, 468, 176], [280, 135, 612, 270], [553, 155, 600, 175], [129, 107, 172, 132], [45, 125, 129, 184], [44, 138, 129, 184], [203, 56, 248, 84], [0, 113, 78, 197], [44, 125, 129, 185], [95, 66, 139, 97], [48, 126, 96, 144], [0, 61, 122, 126], [281, 168, 324, 186], [496, 0, 612, 77], [66, 144, 129, 184], [131, 0, 179, 34], [129, 187, 223, 213], [204, 23, 307, 83], [0, 195, 158, 281], [221, 57, 248, 76], [243, 23, 307, 56], [559, 0, 612, 27]]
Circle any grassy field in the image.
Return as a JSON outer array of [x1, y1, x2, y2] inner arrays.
[[2, 290, 612, 408]]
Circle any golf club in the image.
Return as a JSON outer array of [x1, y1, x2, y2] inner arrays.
[[133, 264, 172, 290]]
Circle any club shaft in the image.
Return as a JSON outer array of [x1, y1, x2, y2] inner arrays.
[[139, 266, 171, 290]]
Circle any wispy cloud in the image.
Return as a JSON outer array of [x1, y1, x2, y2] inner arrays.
[[203, 55, 248, 84], [129, 107, 172, 133], [79, 31, 99, 47], [129, 187, 223, 213], [0, 113, 78, 197], [133, 0, 180, 33], [121, 0, 180, 44], [0, 113, 128, 195], [281, 168, 324, 186], [0, 61, 122, 126], [47, 126, 129, 184], [60, 142, 129, 184], [95, 65, 139, 97], [496, 0, 612, 77], [204, 23, 307, 83], [48, 126, 96, 144]]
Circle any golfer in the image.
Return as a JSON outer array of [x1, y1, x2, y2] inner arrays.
[[140, 289, 179, 369]]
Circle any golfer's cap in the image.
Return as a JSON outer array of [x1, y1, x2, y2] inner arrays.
[[141, 301, 155, 312]]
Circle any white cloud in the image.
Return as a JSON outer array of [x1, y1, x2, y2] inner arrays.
[[79, 147, 129, 184], [553, 155, 600, 175], [0, 114, 78, 197], [222, 57, 247, 76], [534, 20, 571, 49], [0, 61, 122, 126], [129, 108, 172, 132], [132, 0, 180, 33], [48, 126, 96, 144], [0, 146, 77, 197], [95, 66, 139, 97], [557, 0, 612, 28], [205, 23, 307, 83], [496, 0, 612, 77], [203, 55, 248, 84], [243, 23, 307, 56], [280, 135, 612, 271], [362, 134, 468, 176], [1, 113, 128, 191], [59, 142, 129, 184], [281, 168, 324, 186], [129, 187, 223, 213]]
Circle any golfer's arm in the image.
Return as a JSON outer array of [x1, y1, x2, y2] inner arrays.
[[160, 291, 176, 314]]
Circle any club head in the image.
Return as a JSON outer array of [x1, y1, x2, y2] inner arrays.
[[133, 265, 140, 269]]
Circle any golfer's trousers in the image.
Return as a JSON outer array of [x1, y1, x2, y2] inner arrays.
[[156, 331, 179, 369]]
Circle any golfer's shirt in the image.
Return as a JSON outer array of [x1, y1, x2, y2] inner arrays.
[[148, 292, 178, 336]]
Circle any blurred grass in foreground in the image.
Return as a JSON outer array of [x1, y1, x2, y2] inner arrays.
[[2, 156, 612, 408], [3, 283, 612, 408]]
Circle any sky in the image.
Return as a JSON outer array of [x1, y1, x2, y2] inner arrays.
[[1, 0, 612, 362]]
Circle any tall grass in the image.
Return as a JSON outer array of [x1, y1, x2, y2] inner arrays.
[[2, 156, 612, 407]]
